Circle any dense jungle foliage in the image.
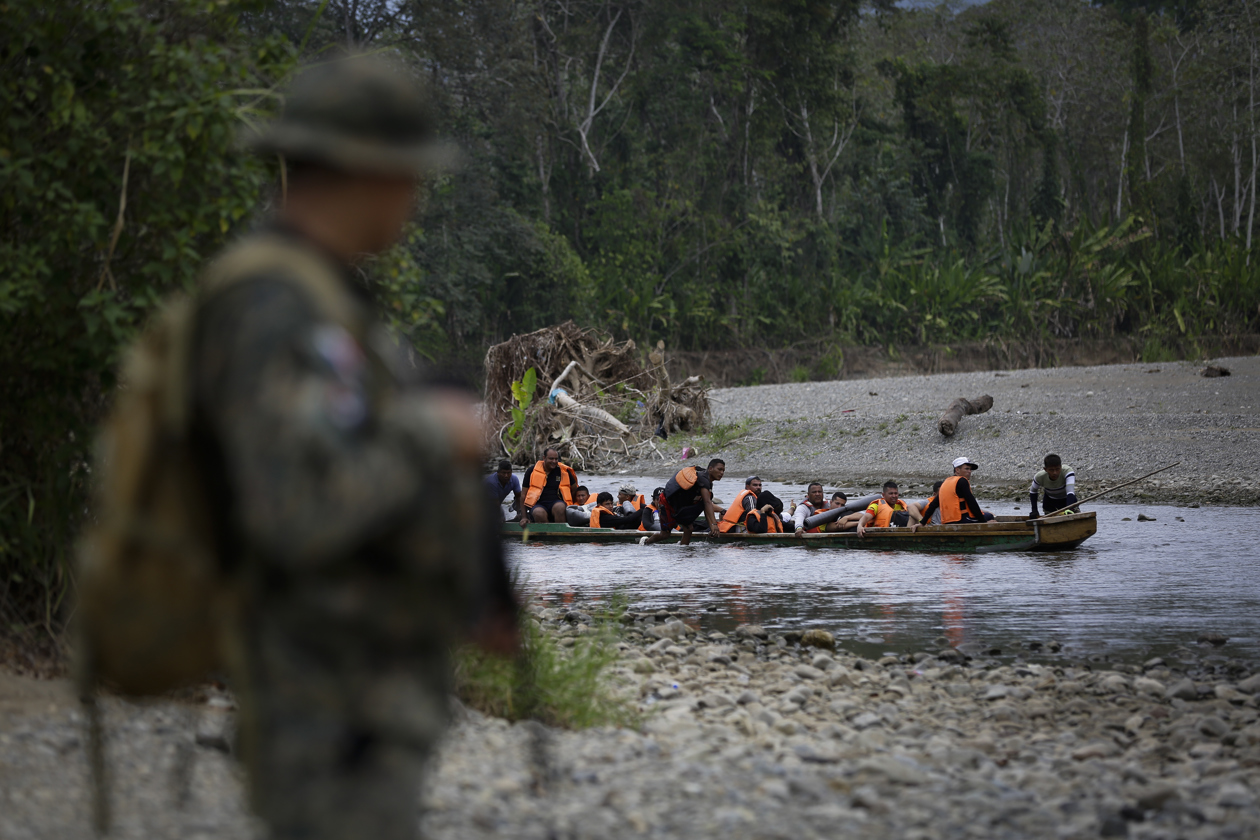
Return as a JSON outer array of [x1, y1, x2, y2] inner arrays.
[[1, 0, 1259, 634]]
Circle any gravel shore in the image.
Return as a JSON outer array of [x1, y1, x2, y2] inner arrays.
[[5, 602, 1260, 839], [621, 355, 1260, 505]]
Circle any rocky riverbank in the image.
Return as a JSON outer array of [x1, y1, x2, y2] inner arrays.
[[5, 601, 1260, 839], [619, 355, 1260, 506]]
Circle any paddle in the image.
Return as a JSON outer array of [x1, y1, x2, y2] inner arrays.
[[1036, 461, 1180, 519]]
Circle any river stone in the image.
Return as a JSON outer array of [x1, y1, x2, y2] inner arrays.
[[699, 693, 735, 709], [1238, 673, 1260, 693], [851, 712, 882, 730], [735, 624, 768, 640], [774, 718, 800, 736], [651, 619, 688, 640], [1198, 632, 1229, 646], [1135, 785, 1181, 811], [1167, 679, 1199, 700], [982, 684, 1010, 701], [632, 658, 656, 674], [647, 638, 673, 654], [810, 654, 834, 671], [1217, 783, 1255, 808], [1071, 741, 1120, 760], [736, 690, 759, 705], [1198, 715, 1230, 738], [1099, 674, 1130, 693], [794, 665, 825, 681], [1215, 685, 1248, 703], [857, 755, 928, 785], [793, 743, 840, 763], [1133, 677, 1165, 695], [800, 629, 835, 650]]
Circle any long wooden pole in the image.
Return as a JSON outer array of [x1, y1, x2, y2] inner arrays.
[[1038, 461, 1180, 518]]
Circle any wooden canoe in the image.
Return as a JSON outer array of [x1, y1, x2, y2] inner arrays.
[[501, 511, 1096, 552]]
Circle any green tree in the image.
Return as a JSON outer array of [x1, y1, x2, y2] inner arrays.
[[0, 0, 294, 634]]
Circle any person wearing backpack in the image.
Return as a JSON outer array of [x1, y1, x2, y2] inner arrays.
[[78, 56, 515, 840]]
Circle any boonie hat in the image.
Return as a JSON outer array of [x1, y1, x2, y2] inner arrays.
[[244, 56, 454, 176], [952, 456, 979, 470], [618, 482, 637, 495]]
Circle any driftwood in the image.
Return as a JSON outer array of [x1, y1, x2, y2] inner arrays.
[[937, 394, 994, 437], [484, 323, 711, 469]]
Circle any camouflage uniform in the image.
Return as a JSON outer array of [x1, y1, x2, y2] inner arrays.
[[189, 59, 486, 839]]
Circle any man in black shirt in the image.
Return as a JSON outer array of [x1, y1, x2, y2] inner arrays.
[[641, 459, 725, 546]]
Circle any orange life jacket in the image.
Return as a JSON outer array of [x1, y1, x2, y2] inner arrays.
[[589, 505, 614, 528], [746, 508, 784, 533], [718, 489, 757, 533], [865, 499, 907, 528], [673, 466, 699, 490], [937, 476, 968, 524], [523, 460, 575, 507], [623, 493, 645, 511], [637, 503, 657, 532]]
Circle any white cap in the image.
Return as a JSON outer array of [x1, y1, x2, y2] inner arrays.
[[952, 456, 979, 470], [618, 482, 637, 495]]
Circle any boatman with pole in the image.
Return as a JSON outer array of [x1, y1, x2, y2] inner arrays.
[[640, 459, 725, 545], [1029, 453, 1077, 519]]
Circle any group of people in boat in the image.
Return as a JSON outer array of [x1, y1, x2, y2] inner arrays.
[[486, 449, 1079, 544]]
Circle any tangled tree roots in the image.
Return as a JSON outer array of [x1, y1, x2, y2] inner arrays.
[[484, 321, 711, 469]]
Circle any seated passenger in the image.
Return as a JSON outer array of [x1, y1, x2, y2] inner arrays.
[[1029, 453, 1077, 518], [519, 447, 578, 524], [717, 476, 764, 533], [638, 487, 664, 532], [791, 482, 827, 536], [744, 490, 785, 533], [617, 483, 646, 514], [573, 485, 592, 508], [914, 457, 995, 527], [856, 481, 919, 537], [485, 459, 522, 515], [587, 492, 640, 529]]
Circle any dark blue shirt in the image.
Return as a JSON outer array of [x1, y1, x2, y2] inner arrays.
[[484, 472, 521, 503]]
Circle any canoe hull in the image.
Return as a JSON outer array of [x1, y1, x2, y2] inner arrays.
[[502, 511, 1097, 552]]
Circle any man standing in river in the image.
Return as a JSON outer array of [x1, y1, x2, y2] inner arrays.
[[641, 459, 725, 545]]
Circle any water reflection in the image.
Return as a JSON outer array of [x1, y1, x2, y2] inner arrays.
[[514, 492, 1260, 664]]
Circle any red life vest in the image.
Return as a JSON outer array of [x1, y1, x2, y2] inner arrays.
[[523, 460, 575, 507]]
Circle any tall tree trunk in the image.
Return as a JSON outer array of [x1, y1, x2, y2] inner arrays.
[[1126, 12, 1151, 217], [1116, 129, 1128, 220]]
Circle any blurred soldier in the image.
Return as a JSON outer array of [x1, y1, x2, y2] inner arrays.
[[191, 57, 512, 840]]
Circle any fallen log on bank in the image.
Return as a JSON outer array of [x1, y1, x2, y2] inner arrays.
[[483, 322, 711, 469], [937, 394, 994, 437]]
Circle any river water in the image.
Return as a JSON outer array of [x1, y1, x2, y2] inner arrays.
[[506, 476, 1260, 666]]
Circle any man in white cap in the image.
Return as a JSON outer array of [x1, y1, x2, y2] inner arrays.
[[915, 457, 994, 526]]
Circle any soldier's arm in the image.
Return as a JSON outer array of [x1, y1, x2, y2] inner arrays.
[[195, 277, 438, 568]]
